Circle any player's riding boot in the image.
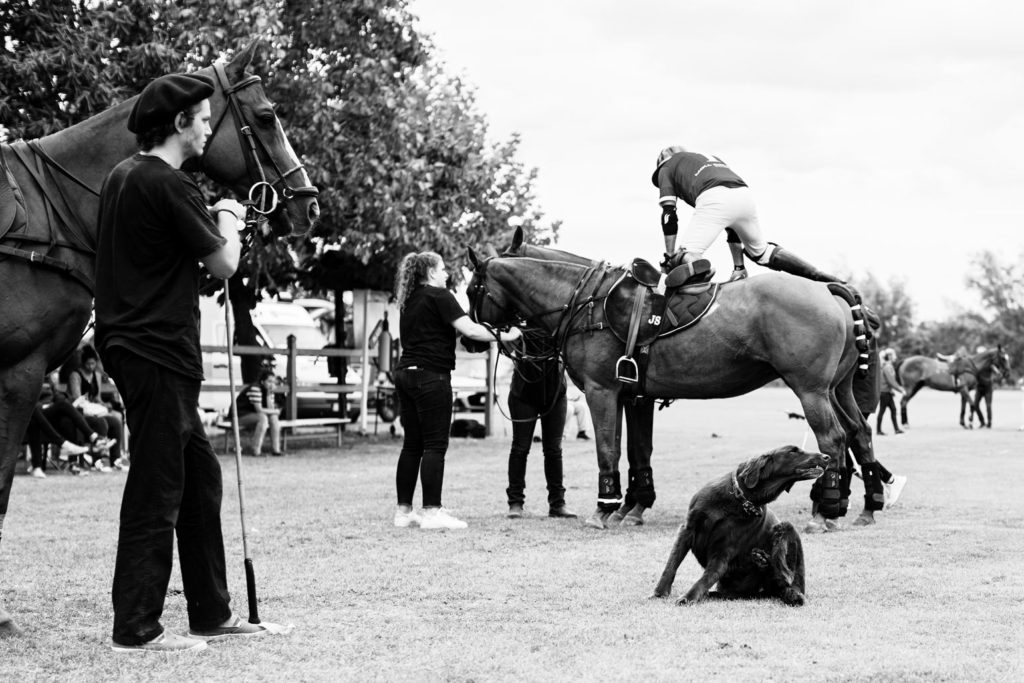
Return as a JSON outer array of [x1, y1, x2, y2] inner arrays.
[[763, 244, 845, 283]]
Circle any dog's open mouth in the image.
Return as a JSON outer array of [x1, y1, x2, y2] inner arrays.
[[797, 466, 825, 479]]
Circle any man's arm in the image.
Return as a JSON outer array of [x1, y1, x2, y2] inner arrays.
[[201, 198, 244, 278]]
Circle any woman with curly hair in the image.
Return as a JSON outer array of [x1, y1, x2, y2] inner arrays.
[[392, 251, 522, 530]]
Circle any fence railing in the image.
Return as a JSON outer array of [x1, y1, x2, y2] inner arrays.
[[201, 337, 498, 435]]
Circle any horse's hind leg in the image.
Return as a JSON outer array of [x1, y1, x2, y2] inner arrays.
[[900, 383, 922, 427], [799, 391, 848, 533], [0, 359, 48, 637], [609, 398, 655, 527]]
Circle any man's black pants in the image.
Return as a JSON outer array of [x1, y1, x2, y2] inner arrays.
[[103, 346, 231, 645]]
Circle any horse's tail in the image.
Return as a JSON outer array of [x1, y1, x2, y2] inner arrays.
[[827, 283, 870, 376]]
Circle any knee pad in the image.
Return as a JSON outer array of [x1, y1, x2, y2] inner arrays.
[[861, 462, 885, 511], [598, 472, 622, 513]]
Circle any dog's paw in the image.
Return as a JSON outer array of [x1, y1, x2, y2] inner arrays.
[[675, 596, 694, 606], [750, 548, 770, 568], [781, 587, 805, 606]]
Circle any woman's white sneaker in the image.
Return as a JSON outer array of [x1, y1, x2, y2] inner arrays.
[[420, 507, 468, 530], [394, 507, 423, 528]]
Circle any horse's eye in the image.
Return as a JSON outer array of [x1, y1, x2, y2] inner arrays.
[[255, 108, 276, 125]]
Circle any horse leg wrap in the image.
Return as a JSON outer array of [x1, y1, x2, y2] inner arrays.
[[598, 472, 622, 513], [816, 469, 847, 518], [861, 462, 885, 511], [630, 466, 656, 508]]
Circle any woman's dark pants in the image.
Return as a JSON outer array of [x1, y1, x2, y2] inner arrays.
[[506, 390, 567, 507], [102, 347, 232, 646], [393, 368, 453, 508]]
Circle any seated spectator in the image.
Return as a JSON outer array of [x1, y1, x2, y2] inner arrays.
[[66, 345, 126, 470], [233, 369, 282, 456], [28, 377, 116, 477]]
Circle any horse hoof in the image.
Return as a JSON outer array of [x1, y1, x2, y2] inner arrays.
[[803, 520, 826, 534], [621, 506, 646, 526], [607, 504, 633, 524], [584, 510, 609, 530], [852, 514, 876, 527], [824, 518, 842, 532]]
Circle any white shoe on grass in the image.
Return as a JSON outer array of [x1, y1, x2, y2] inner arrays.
[[420, 507, 468, 530], [30, 467, 46, 479], [110, 631, 207, 653], [59, 441, 89, 459], [884, 475, 908, 507], [394, 506, 423, 528]]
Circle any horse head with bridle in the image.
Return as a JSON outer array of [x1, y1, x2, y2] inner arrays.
[[0, 41, 318, 636], [466, 228, 879, 533]]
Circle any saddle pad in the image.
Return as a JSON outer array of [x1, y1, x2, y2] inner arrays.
[[604, 272, 719, 345]]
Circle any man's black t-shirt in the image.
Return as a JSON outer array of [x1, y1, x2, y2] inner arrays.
[[654, 151, 747, 207], [94, 154, 225, 379], [397, 285, 467, 373]]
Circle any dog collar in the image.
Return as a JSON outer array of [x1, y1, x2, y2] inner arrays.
[[732, 473, 764, 517]]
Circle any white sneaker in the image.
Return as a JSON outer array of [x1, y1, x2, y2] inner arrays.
[[113, 457, 130, 471], [92, 437, 116, 453], [94, 460, 113, 473], [30, 467, 47, 479], [394, 507, 423, 528], [420, 507, 468, 530], [59, 441, 90, 459], [884, 475, 908, 507]]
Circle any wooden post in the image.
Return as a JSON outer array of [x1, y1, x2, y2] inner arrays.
[[287, 334, 298, 420]]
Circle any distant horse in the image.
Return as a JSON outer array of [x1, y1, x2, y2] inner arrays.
[[946, 346, 1010, 428], [896, 356, 982, 428], [0, 42, 319, 637], [467, 231, 876, 532]]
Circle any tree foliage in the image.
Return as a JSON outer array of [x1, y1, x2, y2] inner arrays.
[[848, 271, 916, 352], [1, 0, 559, 298]]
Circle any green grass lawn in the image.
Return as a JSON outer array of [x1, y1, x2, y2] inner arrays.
[[2, 387, 1023, 682]]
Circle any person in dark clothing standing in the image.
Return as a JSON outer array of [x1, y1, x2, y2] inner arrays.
[[504, 332, 577, 519], [95, 72, 270, 653], [391, 251, 522, 530], [652, 145, 843, 283], [877, 348, 905, 435]]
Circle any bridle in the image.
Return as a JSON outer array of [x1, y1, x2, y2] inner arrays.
[[204, 63, 318, 221], [468, 254, 611, 362]]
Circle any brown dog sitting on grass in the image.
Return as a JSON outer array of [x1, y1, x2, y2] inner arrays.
[[652, 445, 828, 606]]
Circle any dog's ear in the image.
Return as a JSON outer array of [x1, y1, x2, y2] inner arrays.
[[740, 453, 773, 487]]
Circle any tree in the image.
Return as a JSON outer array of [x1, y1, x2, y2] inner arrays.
[[965, 249, 1024, 373]]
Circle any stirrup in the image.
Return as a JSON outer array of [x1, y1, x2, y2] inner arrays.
[[616, 356, 639, 384]]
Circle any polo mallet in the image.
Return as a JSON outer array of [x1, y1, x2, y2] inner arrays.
[[222, 272, 294, 635], [222, 277, 260, 624]]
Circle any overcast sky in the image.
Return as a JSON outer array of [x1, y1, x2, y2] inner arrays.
[[410, 0, 1024, 321]]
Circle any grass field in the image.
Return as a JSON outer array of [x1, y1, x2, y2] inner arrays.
[[2, 387, 1023, 682]]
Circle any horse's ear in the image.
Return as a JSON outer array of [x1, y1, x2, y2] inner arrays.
[[467, 248, 479, 268], [511, 226, 524, 251], [225, 40, 260, 80]]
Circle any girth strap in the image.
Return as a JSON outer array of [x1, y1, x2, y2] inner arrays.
[[0, 243, 94, 294]]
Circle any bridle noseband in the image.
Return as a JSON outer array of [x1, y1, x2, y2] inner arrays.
[[204, 63, 318, 220]]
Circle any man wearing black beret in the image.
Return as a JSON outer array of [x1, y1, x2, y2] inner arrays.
[[95, 72, 264, 653]]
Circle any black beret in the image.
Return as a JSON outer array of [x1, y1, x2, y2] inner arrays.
[[127, 73, 215, 133]]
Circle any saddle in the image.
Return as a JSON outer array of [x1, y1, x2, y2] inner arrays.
[[604, 257, 719, 384], [0, 146, 27, 240]]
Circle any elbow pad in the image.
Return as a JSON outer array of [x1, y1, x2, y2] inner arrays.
[[660, 206, 678, 236]]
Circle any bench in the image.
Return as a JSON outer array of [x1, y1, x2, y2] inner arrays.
[[214, 417, 349, 454]]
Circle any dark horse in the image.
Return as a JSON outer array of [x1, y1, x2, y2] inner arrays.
[[467, 231, 877, 532], [896, 356, 983, 428], [946, 347, 1010, 428], [0, 42, 319, 637]]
